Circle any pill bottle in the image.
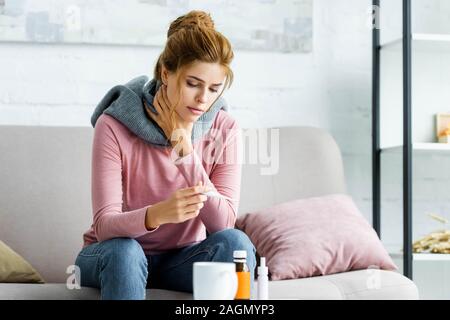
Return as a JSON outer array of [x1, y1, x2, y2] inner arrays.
[[233, 250, 251, 300]]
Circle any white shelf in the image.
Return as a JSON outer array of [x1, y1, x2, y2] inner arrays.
[[381, 143, 450, 153], [414, 253, 450, 261], [389, 251, 450, 261], [381, 33, 450, 52]]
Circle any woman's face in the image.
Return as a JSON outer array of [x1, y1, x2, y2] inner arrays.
[[162, 61, 226, 123]]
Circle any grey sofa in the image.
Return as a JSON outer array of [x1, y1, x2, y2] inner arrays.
[[0, 125, 419, 299]]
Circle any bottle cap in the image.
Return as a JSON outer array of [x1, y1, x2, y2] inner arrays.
[[257, 257, 268, 275], [233, 250, 247, 259]]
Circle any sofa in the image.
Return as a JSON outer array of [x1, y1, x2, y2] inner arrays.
[[0, 125, 419, 299]]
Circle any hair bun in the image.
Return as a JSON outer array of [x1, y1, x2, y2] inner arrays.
[[168, 10, 215, 37]]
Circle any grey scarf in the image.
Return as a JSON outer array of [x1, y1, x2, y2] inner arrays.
[[91, 75, 228, 147]]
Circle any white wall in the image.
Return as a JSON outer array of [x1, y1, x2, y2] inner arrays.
[[1, 0, 450, 299]]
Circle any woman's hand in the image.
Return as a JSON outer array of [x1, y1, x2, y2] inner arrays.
[[145, 84, 193, 157], [145, 182, 211, 229]]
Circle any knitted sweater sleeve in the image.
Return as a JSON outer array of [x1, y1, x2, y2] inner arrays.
[[90, 116, 157, 241]]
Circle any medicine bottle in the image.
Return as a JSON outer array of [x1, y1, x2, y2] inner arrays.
[[233, 250, 251, 300], [257, 257, 269, 300]]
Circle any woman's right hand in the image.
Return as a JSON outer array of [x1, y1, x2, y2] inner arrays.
[[145, 182, 210, 229]]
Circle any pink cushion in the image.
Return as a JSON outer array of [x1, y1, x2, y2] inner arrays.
[[236, 194, 397, 280]]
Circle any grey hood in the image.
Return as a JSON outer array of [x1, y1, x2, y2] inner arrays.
[[91, 75, 228, 147]]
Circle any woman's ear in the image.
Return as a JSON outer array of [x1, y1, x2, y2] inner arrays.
[[160, 65, 169, 85]]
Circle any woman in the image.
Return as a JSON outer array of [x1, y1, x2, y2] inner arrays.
[[75, 10, 256, 300]]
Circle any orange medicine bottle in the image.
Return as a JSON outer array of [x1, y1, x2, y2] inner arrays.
[[233, 250, 251, 300]]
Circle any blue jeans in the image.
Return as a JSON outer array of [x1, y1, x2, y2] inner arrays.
[[74, 229, 256, 300]]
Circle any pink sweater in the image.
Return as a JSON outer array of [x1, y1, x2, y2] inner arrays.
[[82, 112, 242, 254]]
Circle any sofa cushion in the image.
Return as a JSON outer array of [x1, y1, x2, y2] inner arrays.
[[267, 269, 418, 300], [0, 284, 192, 300], [0, 270, 418, 300], [236, 194, 397, 280], [0, 240, 45, 283]]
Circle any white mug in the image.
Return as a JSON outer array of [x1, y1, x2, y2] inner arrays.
[[193, 262, 238, 300]]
